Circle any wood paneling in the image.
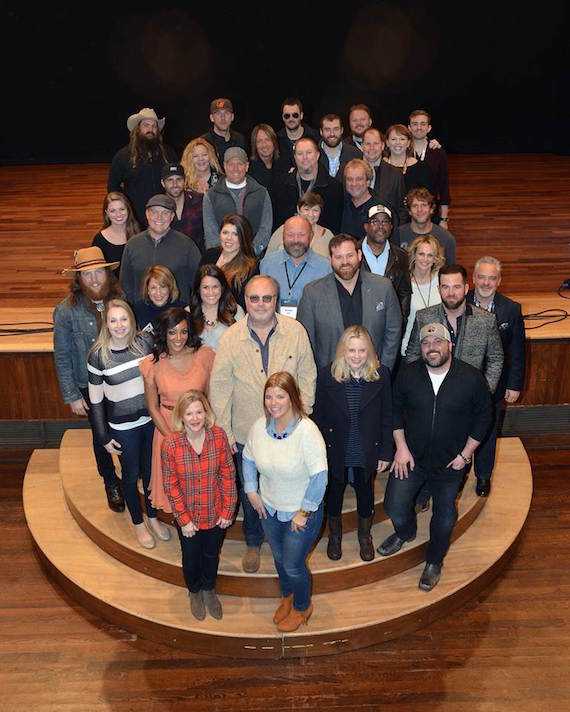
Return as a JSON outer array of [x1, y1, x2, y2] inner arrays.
[[3, 443, 570, 709]]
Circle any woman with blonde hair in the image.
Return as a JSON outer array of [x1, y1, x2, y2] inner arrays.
[[162, 390, 237, 621], [134, 264, 184, 333], [313, 325, 392, 562], [199, 214, 259, 309], [88, 299, 171, 549], [401, 235, 445, 356], [92, 192, 139, 273], [243, 372, 327, 632], [180, 137, 222, 193]]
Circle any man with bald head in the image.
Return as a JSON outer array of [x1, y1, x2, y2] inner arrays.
[[260, 215, 331, 318], [210, 275, 317, 573]]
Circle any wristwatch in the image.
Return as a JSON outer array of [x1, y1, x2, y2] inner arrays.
[[298, 509, 311, 518]]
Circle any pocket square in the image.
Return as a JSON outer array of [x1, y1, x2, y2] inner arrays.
[[498, 322, 509, 330], [376, 301, 385, 311]]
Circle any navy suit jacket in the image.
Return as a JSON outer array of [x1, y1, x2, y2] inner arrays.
[[467, 290, 526, 398]]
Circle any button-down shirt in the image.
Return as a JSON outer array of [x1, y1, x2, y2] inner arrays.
[[260, 248, 331, 307], [361, 238, 390, 277], [161, 426, 237, 528], [335, 273, 363, 329]]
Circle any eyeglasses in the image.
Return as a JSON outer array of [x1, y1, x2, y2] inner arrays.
[[369, 217, 392, 226], [247, 294, 275, 303], [283, 112, 300, 119]]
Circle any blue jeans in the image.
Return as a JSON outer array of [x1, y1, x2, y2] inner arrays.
[[262, 502, 323, 612], [383, 465, 466, 565], [80, 387, 117, 486], [235, 443, 264, 548], [109, 421, 156, 525]]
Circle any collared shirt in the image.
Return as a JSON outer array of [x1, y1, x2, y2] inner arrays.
[[335, 272, 363, 329], [247, 315, 277, 374], [170, 190, 205, 253], [242, 417, 327, 521], [161, 426, 237, 528], [260, 248, 331, 306], [473, 296, 496, 313], [320, 142, 342, 177], [361, 237, 390, 276]]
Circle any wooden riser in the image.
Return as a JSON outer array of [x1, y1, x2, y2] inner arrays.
[[151, 477, 390, 539], [59, 430, 486, 596], [24, 438, 532, 659]]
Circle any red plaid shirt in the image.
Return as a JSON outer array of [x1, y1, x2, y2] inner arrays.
[[161, 426, 237, 528]]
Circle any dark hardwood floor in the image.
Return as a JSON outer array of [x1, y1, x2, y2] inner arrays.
[[2, 444, 569, 711]]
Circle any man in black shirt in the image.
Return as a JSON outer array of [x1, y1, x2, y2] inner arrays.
[[202, 97, 247, 168]]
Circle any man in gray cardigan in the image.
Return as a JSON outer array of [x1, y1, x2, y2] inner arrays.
[[405, 264, 504, 393], [297, 234, 402, 370]]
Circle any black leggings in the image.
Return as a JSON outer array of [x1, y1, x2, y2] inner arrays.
[[327, 467, 374, 518]]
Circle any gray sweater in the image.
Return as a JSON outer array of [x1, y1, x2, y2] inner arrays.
[[119, 228, 201, 305]]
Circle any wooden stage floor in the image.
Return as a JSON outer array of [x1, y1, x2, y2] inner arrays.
[[1, 154, 570, 307]]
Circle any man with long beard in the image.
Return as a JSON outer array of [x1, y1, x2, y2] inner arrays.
[[53, 247, 126, 512], [108, 107, 178, 225]]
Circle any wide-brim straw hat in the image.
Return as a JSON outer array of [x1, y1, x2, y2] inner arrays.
[[61, 247, 120, 275], [127, 107, 166, 132]]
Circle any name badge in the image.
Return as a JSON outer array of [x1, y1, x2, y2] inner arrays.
[[280, 299, 298, 319]]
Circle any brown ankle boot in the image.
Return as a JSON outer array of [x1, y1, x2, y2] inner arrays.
[[358, 514, 375, 561], [273, 594, 294, 624], [326, 515, 342, 560]]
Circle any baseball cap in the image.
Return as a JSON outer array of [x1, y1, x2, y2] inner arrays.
[[420, 322, 451, 343]]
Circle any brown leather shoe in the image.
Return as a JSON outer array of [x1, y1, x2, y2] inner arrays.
[[242, 546, 261, 573], [273, 594, 294, 624], [277, 603, 313, 632]]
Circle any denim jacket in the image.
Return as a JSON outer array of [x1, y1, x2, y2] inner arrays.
[[53, 298, 100, 403]]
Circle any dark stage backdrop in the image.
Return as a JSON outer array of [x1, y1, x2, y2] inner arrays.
[[3, 1, 567, 164]]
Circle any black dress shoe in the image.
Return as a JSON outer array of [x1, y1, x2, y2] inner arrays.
[[105, 481, 125, 512], [377, 532, 416, 557], [419, 563, 441, 591], [476, 478, 491, 497]]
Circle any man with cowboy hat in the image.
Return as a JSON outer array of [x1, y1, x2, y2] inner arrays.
[[53, 247, 126, 512], [108, 107, 178, 225]]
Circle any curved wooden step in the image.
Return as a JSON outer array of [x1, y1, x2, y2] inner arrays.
[[59, 430, 486, 596], [24, 437, 532, 659]]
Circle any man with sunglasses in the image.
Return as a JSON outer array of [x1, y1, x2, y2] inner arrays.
[[277, 97, 319, 170], [210, 275, 317, 573]]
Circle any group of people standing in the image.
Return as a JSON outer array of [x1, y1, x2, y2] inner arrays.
[[52, 98, 526, 632]]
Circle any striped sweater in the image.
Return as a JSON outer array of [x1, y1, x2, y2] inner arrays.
[[87, 334, 153, 446]]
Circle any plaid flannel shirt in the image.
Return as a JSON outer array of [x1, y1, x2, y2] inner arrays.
[[161, 425, 237, 528]]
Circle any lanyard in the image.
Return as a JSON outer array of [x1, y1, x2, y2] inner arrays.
[[296, 171, 317, 199], [284, 260, 308, 293]]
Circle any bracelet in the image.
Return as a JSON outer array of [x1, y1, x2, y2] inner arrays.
[[459, 452, 471, 464], [298, 508, 311, 518]]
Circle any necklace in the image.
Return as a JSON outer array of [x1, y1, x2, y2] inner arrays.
[[204, 317, 218, 327], [412, 273, 433, 308], [92, 299, 105, 312]]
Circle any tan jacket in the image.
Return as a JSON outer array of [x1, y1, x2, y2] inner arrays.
[[210, 314, 317, 447]]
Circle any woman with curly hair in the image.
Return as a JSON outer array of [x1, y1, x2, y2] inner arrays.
[[140, 307, 215, 512], [180, 137, 222, 193]]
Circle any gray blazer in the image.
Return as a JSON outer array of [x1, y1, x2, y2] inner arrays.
[[297, 271, 402, 370], [405, 302, 504, 393]]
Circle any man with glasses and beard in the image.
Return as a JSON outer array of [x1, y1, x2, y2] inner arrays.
[[53, 247, 126, 512], [277, 97, 319, 170], [377, 322, 491, 591], [209, 275, 316, 574], [108, 108, 178, 226]]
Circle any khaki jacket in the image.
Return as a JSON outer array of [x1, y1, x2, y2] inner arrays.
[[210, 314, 317, 448]]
